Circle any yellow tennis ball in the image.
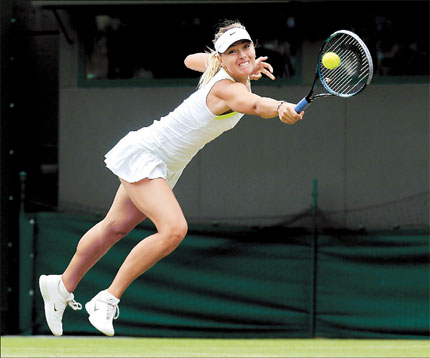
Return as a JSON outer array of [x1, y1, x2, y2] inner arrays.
[[322, 52, 341, 69]]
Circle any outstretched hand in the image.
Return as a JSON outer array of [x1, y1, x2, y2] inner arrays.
[[250, 56, 275, 81], [278, 102, 304, 125]]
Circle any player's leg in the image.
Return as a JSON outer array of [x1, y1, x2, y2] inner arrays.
[[108, 178, 188, 298], [61, 184, 146, 293], [86, 178, 187, 336], [40, 184, 146, 336]]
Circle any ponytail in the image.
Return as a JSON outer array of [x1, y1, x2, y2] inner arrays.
[[197, 50, 221, 89]]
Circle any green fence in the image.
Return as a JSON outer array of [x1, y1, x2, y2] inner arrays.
[[19, 211, 429, 338]]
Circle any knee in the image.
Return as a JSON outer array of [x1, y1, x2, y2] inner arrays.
[[160, 219, 188, 255], [100, 218, 134, 245]]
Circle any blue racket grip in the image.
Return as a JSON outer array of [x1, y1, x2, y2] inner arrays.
[[295, 97, 309, 113]]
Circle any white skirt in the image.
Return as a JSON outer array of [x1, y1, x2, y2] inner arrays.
[[104, 133, 183, 188]]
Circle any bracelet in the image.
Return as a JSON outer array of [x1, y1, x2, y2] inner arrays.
[[277, 101, 285, 112]]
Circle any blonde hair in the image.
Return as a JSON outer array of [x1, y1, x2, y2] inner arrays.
[[197, 20, 247, 89]]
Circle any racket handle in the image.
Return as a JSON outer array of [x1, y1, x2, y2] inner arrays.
[[295, 97, 309, 113]]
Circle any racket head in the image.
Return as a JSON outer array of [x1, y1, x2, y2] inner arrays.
[[317, 30, 373, 98]]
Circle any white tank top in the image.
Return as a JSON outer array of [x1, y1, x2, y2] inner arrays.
[[130, 68, 246, 171]]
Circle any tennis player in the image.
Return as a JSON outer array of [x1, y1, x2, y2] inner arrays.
[[39, 20, 304, 337]]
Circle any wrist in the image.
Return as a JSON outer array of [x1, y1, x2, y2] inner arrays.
[[277, 101, 285, 113]]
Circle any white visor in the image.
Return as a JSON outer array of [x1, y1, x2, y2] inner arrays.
[[214, 28, 252, 53]]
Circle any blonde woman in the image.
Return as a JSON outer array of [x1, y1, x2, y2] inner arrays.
[[39, 20, 304, 337]]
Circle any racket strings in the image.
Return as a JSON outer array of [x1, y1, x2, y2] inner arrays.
[[319, 33, 371, 96], [322, 43, 368, 93], [323, 38, 365, 92]]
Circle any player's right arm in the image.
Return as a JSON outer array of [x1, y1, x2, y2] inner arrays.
[[184, 53, 211, 72], [211, 80, 303, 124]]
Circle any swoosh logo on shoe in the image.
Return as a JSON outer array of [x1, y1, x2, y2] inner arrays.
[[94, 303, 99, 312], [53, 303, 58, 312]]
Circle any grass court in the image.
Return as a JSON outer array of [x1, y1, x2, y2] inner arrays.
[[2, 336, 429, 357]]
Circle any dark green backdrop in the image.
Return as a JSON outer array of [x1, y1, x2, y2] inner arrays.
[[19, 212, 429, 338]]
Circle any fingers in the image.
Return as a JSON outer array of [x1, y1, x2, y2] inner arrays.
[[251, 56, 275, 80], [278, 102, 304, 124], [250, 72, 262, 80], [261, 67, 275, 80], [255, 56, 268, 64], [263, 62, 274, 74], [260, 61, 274, 80]]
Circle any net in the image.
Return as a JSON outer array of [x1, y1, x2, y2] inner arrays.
[[29, 191, 429, 232], [182, 192, 430, 232]]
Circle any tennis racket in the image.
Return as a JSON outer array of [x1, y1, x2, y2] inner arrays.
[[295, 30, 373, 113]]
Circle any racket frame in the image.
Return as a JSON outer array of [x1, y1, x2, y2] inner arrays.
[[295, 30, 373, 113]]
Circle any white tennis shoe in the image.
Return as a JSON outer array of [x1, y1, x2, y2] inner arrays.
[[39, 275, 82, 336], [85, 290, 120, 336]]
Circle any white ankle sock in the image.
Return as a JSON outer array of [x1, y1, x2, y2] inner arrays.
[[58, 277, 72, 299], [104, 290, 120, 302]]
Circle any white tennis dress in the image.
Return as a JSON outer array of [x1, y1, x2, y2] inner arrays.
[[104, 68, 245, 188]]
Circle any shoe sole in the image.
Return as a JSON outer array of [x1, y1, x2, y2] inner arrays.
[[39, 275, 62, 336]]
